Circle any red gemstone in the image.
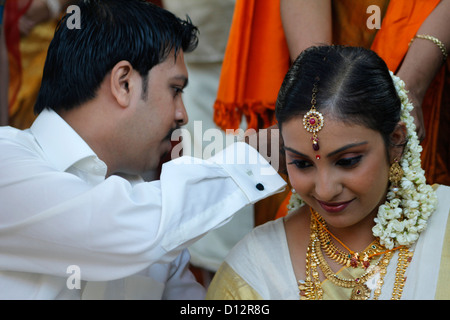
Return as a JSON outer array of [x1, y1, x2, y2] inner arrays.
[[309, 118, 316, 125], [313, 141, 320, 151]]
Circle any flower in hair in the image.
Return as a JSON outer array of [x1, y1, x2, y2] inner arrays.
[[287, 189, 304, 214], [372, 71, 437, 249]]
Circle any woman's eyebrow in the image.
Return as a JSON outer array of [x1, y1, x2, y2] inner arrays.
[[283, 146, 310, 159], [283, 141, 368, 158], [326, 141, 368, 157]]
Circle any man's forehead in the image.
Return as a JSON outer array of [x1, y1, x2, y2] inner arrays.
[[151, 51, 188, 80]]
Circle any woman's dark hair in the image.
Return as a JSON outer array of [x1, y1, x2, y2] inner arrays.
[[275, 45, 401, 148], [34, 0, 198, 114]]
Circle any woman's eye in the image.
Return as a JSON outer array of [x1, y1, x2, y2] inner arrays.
[[336, 155, 363, 168], [288, 159, 313, 169]]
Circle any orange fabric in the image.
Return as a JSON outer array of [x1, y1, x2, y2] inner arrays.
[[275, 189, 292, 220], [370, 0, 440, 72], [332, 0, 390, 48], [370, 0, 448, 186], [213, 0, 390, 132], [213, 0, 290, 131], [420, 65, 449, 185]]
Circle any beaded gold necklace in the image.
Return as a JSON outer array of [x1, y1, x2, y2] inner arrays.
[[312, 210, 385, 268], [299, 208, 414, 300]]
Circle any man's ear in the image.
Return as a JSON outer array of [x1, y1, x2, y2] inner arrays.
[[389, 121, 408, 163], [110, 60, 134, 108]]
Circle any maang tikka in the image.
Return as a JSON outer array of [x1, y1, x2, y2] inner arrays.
[[303, 78, 324, 151]]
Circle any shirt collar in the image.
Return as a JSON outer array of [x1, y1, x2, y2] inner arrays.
[[30, 109, 104, 173]]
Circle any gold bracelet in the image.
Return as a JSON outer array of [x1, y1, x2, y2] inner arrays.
[[409, 34, 448, 61]]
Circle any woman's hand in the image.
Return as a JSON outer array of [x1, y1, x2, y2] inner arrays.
[[407, 90, 426, 142]]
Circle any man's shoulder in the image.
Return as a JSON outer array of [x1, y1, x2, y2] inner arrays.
[[0, 125, 23, 137], [0, 126, 33, 144], [0, 126, 41, 156]]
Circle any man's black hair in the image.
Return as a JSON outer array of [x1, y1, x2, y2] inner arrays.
[[34, 0, 198, 114]]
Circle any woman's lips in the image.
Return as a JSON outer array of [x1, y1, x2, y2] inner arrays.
[[317, 199, 354, 213]]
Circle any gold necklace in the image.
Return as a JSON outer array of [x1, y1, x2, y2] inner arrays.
[[311, 209, 384, 268], [300, 214, 386, 300], [299, 225, 323, 300], [376, 245, 413, 300], [313, 236, 388, 300], [299, 209, 414, 300]]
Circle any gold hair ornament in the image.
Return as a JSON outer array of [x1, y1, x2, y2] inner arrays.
[[303, 80, 324, 151]]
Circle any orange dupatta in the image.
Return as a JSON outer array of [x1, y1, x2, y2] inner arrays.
[[371, 0, 448, 186], [213, 0, 290, 131]]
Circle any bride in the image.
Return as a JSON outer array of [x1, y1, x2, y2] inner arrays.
[[206, 45, 450, 300]]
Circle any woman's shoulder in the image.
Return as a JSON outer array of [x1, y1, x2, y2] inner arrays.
[[434, 184, 450, 213], [239, 206, 310, 247], [223, 217, 291, 269], [283, 205, 311, 245], [232, 217, 287, 254], [225, 206, 311, 266], [223, 212, 302, 298], [435, 184, 450, 193]]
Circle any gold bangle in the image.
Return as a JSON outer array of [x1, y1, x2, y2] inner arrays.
[[409, 34, 448, 61]]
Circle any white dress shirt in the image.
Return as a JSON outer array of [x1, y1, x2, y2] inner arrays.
[[0, 109, 286, 299]]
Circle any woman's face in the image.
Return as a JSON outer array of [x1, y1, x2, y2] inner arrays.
[[282, 115, 392, 230]]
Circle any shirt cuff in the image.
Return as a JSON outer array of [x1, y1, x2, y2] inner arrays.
[[207, 142, 286, 204]]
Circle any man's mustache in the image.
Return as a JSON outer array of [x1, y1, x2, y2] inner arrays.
[[164, 126, 181, 141]]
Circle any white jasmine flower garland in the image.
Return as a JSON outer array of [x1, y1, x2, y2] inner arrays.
[[287, 71, 437, 250], [373, 72, 437, 249]]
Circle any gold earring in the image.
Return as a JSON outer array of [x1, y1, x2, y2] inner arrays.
[[389, 159, 403, 192]]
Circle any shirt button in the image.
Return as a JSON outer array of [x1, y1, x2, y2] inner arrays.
[[256, 183, 264, 191]]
